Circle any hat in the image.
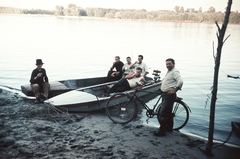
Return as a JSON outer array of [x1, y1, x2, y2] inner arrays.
[[36, 59, 44, 65]]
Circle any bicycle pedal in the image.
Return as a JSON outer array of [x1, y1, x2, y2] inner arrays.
[[146, 118, 150, 124]]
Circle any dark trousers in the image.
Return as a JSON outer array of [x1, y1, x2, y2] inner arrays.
[[108, 78, 131, 94], [31, 83, 50, 98], [107, 70, 122, 82], [158, 92, 176, 131]]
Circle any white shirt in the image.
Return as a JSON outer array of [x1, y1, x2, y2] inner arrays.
[[122, 63, 135, 75], [134, 62, 149, 76], [161, 67, 183, 92], [127, 76, 143, 88]]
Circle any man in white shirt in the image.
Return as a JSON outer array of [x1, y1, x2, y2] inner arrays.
[[130, 55, 149, 79], [122, 56, 134, 76], [154, 58, 183, 136]]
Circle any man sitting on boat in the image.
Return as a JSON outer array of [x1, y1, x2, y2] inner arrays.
[[106, 56, 124, 82], [129, 55, 153, 81], [122, 56, 135, 77], [130, 55, 149, 78], [30, 59, 50, 103], [106, 67, 145, 96]]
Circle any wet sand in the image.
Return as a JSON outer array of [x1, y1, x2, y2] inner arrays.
[[0, 88, 240, 159]]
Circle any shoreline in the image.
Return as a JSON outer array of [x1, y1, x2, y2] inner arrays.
[[1, 88, 240, 158], [1, 13, 240, 25]]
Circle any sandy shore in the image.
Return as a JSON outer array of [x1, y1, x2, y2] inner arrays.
[[0, 88, 240, 159]]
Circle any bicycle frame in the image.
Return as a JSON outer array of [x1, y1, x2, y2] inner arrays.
[[106, 82, 191, 129], [126, 89, 191, 118], [127, 89, 162, 116]]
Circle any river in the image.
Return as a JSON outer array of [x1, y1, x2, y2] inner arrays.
[[0, 14, 240, 145]]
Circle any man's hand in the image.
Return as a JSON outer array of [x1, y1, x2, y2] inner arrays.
[[111, 72, 119, 77], [36, 73, 42, 78], [167, 88, 179, 95]]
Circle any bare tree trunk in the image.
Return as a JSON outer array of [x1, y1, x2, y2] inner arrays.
[[205, 0, 232, 156]]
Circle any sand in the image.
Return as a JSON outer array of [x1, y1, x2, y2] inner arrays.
[[0, 88, 240, 159]]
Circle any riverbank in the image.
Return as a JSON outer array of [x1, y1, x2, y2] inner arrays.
[[0, 88, 240, 159]]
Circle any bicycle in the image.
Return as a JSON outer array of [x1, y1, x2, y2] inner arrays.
[[105, 85, 191, 130]]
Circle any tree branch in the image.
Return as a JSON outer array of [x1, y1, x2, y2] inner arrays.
[[215, 21, 221, 33], [223, 34, 231, 43]]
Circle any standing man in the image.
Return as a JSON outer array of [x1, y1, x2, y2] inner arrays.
[[122, 56, 134, 76], [30, 59, 50, 103], [130, 55, 149, 78], [107, 56, 124, 82], [154, 58, 183, 136]]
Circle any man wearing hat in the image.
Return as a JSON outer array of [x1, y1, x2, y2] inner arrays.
[[30, 59, 50, 103]]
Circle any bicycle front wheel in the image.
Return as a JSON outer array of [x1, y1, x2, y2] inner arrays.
[[105, 93, 137, 124]]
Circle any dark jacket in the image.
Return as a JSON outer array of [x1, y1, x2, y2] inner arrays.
[[30, 68, 49, 84], [112, 61, 124, 74]]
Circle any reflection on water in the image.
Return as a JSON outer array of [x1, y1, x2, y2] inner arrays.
[[0, 14, 240, 145]]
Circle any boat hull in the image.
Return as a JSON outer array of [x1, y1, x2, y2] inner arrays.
[[47, 81, 161, 112]]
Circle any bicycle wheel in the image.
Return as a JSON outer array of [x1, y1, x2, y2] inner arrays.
[[157, 100, 189, 130], [105, 93, 138, 124], [172, 100, 189, 130]]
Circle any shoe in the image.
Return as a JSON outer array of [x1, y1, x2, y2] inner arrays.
[[34, 97, 44, 104], [41, 96, 47, 101], [165, 129, 172, 132], [34, 98, 41, 104], [165, 126, 173, 132], [154, 130, 166, 136]]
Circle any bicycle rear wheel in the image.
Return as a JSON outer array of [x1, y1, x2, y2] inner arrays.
[[105, 93, 137, 124], [157, 100, 189, 130], [172, 100, 189, 130]]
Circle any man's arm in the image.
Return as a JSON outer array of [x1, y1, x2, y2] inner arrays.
[[125, 72, 135, 79], [44, 69, 49, 83], [143, 63, 149, 77], [143, 72, 149, 77], [168, 71, 183, 94], [129, 61, 138, 69], [30, 69, 37, 84], [110, 61, 116, 70]]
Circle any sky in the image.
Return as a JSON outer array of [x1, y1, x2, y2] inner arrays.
[[0, 0, 239, 12]]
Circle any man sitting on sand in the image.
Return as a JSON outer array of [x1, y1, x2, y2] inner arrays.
[[30, 59, 50, 104], [106, 67, 145, 96]]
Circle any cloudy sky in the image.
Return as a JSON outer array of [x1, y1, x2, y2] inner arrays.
[[0, 0, 239, 12]]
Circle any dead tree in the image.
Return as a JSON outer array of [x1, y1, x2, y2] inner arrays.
[[205, 0, 232, 156]]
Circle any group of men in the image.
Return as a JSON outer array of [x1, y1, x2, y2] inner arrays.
[[106, 55, 149, 82], [105, 55, 183, 136], [30, 56, 183, 137], [105, 55, 149, 96]]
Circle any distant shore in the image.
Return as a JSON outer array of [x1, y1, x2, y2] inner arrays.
[[2, 13, 240, 25], [1, 5, 240, 24]]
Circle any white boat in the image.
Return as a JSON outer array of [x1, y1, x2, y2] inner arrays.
[[46, 81, 161, 112], [46, 72, 162, 112]]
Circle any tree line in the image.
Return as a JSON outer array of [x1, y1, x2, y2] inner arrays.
[[0, 4, 240, 23]]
